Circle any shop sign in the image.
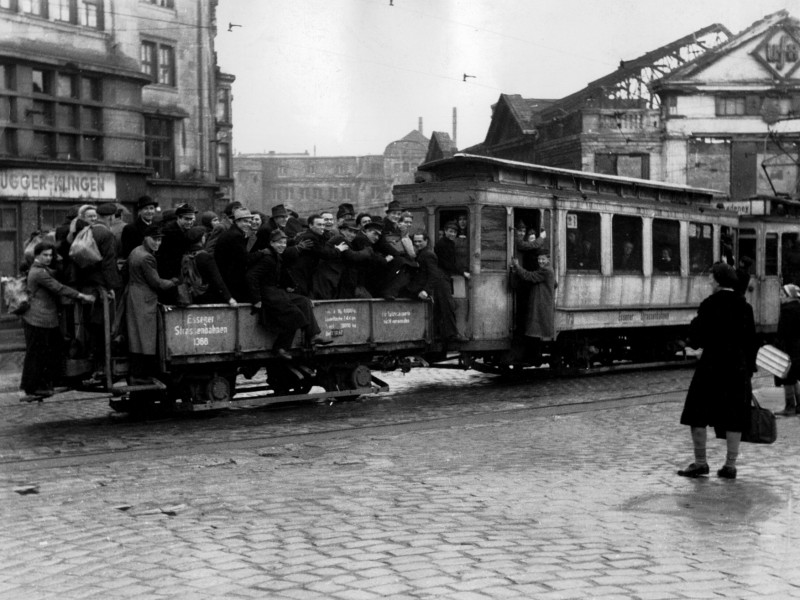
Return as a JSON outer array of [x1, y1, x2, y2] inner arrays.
[[0, 169, 116, 200], [719, 200, 767, 216], [751, 26, 800, 80]]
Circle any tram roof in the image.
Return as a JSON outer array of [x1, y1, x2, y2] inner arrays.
[[417, 153, 724, 199]]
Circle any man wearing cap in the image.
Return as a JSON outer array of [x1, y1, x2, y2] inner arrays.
[[121, 195, 159, 259], [156, 203, 196, 286], [74, 201, 123, 372], [126, 224, 178, 384], [246, 229, 332, 359], [288, 214, 348, 297], [214, 207, 264, 302], [510, 249, 555, 342], [409, 231, 467, 343], [349, 220, 390, 297]]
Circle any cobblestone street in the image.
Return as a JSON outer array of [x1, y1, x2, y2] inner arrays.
[[1, 368, 799, 599]]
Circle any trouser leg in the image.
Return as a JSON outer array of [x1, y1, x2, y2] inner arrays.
[[690, 426, 708, 465]]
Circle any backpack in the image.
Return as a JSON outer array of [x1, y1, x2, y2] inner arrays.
[[179, 251, 208, 304], [69, 225, 102, 268], [3, 276, 30, 316]]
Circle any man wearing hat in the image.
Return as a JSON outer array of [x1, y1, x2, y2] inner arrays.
[[156, 203, 196, 285], [266, 204, 289, 237], [246, 229, 332, 359], [121, 195, 159, 259], [214, 206, 264, 302], [347, 220, 391, 297], [125, 224, 178, 384], [336, 203, 355, 231]]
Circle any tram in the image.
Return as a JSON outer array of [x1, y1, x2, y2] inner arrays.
[[20, 154, 799, 413]]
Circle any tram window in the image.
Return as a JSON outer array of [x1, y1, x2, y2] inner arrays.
[[765, 233, 778, 276], [653, 218, 680, 273], [438, 207, 469, 273], [566, 211, 600, 271], [739, 229, 756, 275], [688, 222, 713, 274], [721, 226, 735, 265], [782, 232, 800, 284], [612, 215, 642, 273], [480, 206, 506, 270]]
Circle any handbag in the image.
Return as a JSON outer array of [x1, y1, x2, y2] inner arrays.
[[756, 344, 791, 379], [741, 396, 777, 444], [69, 225, 102, 268], [3, 276, 30, 315]]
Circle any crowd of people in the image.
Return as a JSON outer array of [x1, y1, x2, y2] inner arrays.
[[18, 196, 473, 394]]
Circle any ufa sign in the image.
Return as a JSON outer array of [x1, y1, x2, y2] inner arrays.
[[751, 25, 800, 80]]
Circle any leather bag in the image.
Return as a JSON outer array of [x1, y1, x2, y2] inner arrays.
[[741, 396, 777, 444]]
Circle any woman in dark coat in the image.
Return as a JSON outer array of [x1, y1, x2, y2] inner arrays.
[[246, 229, 331, 360], [20, 241, 95, 401], [183, 227, 236, 306], [678, 262, 756, 480], [775, 284, 800, 416]]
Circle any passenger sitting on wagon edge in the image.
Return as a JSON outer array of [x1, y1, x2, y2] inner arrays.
[[246, 229, 333, 361]]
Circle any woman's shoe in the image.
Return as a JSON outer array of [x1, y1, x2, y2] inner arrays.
[[677, 463, 709, 478], [717, 466, 737, 479]]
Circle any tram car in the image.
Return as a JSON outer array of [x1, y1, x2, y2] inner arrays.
[[394, 153, 744, 373], [29, 155, 798, 413]]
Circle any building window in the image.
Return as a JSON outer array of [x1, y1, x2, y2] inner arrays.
[[1, 64, 15, 90], [144, 115, 174, 178], [307, 163, 315, 175], [50, 0, 71, 21], [1, 64, 103, 160], [278, 165, 287, 176], [217, 142, 231, 178], [216, 87, 231, 123], [666, 95, 678, 116], [595, 153, 650, 179], [21, 0, 47, 17], [715, 97, 745, 116], [0, 0, 17, 11], [142, 0, 173, 6], [79, 0, 100, 28], [140, 40, 176, 86]]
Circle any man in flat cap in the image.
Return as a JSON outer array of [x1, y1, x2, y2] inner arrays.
[[121, 195, 159, 259], [214, 207, 265, 302], [156, 203, 196, 288]]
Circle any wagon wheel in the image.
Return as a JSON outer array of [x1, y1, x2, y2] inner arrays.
[[318, 365, 371, 402], [267, 365, 314, 397]]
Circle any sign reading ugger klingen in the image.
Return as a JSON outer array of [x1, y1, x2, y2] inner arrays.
[[0, 169, 116, 200]]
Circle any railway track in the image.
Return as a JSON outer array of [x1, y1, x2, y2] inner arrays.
[[1, 365, 741, 473]]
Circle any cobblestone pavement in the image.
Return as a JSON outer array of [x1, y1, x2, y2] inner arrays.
[[1, 368, 799, 599]]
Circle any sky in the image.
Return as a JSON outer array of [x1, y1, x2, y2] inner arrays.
[[215, 0, 794, 158]]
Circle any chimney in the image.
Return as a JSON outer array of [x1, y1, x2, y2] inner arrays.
[[452, 107, 457, 148], [418, 117, 423, 135]]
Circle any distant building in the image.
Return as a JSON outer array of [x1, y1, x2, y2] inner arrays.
[[233, 129, 428, 216], [653, 10, 800, 200], [0, 0, 233, 282], [463, 10, 800, 203]]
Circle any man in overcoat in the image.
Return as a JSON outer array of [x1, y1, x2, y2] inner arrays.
[[408, 232, 467, 342], [510, 249, 555, 340], [125, 225, 177, 384], [214, 207, 262, 302], [677, 262, 756, 480]]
